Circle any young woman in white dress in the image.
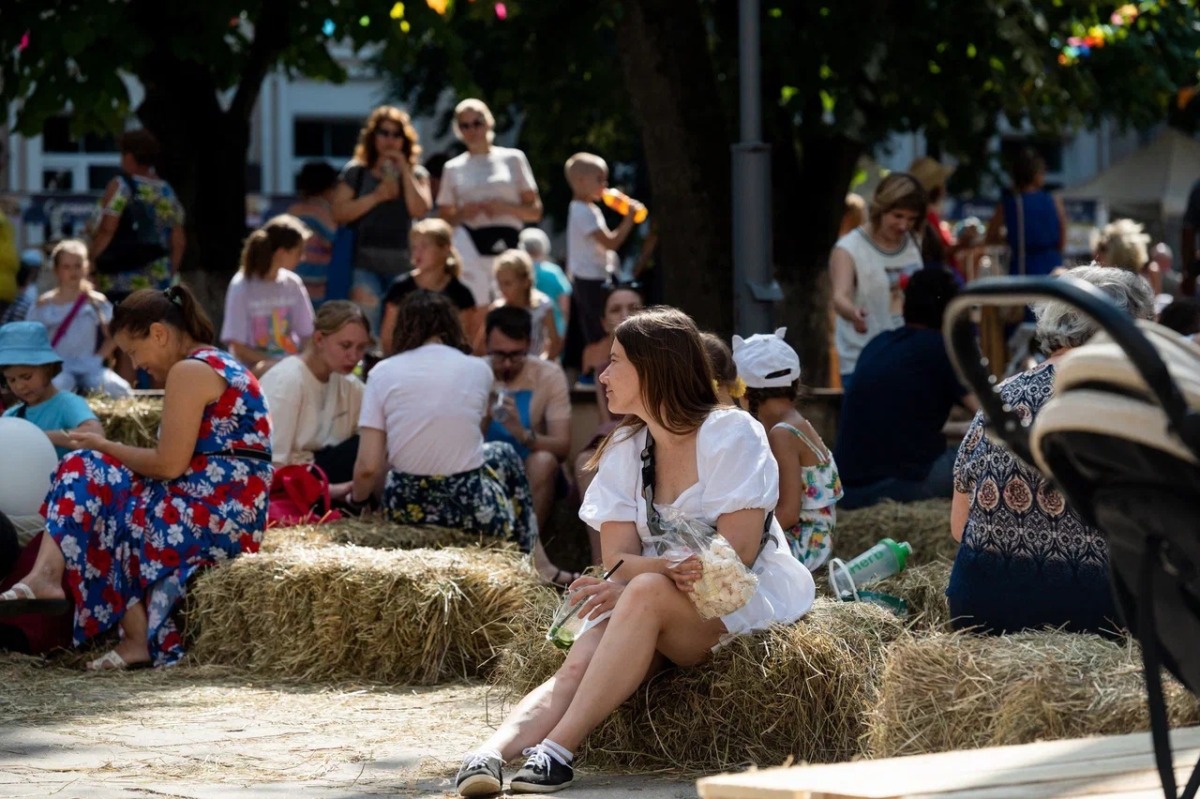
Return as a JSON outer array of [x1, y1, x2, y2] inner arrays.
[[454, 307, 815, 796]]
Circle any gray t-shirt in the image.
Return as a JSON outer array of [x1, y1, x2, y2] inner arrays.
[[339, 161, 429, 274]]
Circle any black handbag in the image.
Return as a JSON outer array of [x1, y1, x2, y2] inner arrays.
[[463, 225, 520, 256]]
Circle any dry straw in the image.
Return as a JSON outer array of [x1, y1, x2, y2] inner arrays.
[[261, 516, 519, 553], [835, 499, 957, 565], [188, 544, 546, 685], [865, 630, 1200, 758], [492, 598, 906, 771], [88, 395, 163, 448]]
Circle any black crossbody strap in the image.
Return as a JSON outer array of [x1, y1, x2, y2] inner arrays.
[[639, 433, 774, 557]]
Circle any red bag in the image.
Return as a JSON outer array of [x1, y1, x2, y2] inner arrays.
[[267, 464, 342, 528]]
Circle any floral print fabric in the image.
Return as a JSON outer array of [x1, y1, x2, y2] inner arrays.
[[774, 423, 843, 571], [382, 441, 536, 552], [94, 176, 184, 294], [44, 347, 272, 665], [948, 362, 1117, 634]]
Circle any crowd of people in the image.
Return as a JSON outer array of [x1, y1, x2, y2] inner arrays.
[[0, 103, 1196, 795]]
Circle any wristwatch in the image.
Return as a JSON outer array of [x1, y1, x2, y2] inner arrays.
[[522, 428, 537, 448]]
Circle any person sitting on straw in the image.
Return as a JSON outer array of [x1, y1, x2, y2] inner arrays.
[[0, 321, 104, 458], [346, 290, 573, 585], [0, 286, 272, 670], [950, 265, 1154, 635], [453, 307, 816, 796], [260, 301, 371, 501]]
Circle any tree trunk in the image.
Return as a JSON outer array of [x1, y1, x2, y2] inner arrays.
[[614, 0, 734, 335], [772, 123, 863, 387]]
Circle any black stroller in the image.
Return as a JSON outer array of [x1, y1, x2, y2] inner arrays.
[[944, 276, 1200, 799]]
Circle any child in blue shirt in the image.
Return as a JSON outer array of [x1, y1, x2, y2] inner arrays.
[[0, 321, 103, 458]]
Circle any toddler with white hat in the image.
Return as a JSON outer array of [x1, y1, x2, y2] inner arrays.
[[732, 329, 843, 571]]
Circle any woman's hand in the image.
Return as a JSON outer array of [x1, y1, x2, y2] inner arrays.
[[664, 554, 703, 593], [569, 576, 626, 621], [66, 430, 109, 454]]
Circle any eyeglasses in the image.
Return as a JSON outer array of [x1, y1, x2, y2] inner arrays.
[[489, 348, 528, 363], [375, 128, 405, 139], [459, 119, 487, 130]]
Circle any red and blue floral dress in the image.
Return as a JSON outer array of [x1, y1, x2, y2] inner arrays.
[[44, 347, 272, 665]]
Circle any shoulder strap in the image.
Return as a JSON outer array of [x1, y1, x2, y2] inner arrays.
[[51, 292, 91, 348], [774, 421, 830, 462]]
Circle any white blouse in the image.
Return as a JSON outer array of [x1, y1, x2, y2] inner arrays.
[[580, 407, 815, 640]]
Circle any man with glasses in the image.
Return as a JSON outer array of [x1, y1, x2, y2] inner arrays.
[[484, 306, 575, 585]]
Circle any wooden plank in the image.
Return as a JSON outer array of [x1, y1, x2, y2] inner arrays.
[[696, 728, 1200, 799], [911, 763, 1196, 799]]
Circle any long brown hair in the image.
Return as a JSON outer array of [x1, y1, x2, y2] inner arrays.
[[353, 105, 421, 168], [391, 291, 471, 355], [240, 214, 309, 279], [588, 307, 717, 467], [111, 285, 215, 345]]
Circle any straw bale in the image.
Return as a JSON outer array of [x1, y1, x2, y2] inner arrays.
[[261, 516, 517, 554], [812, 559, 953, 632], [865, 630, 1200, 758], [492, 598, 906, 771], [88, 395, 163, 448], [835, 499, 956, 564], [188, 544, 547, 684]]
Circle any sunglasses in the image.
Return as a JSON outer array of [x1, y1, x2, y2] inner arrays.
[[459, 119, 487, 130], [489, 348, 528, 363], [375, 128, 405, 139]]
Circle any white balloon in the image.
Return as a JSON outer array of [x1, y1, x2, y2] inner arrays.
[[0, 417, 58, 517]]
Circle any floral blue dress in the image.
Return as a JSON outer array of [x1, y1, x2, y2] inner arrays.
[[44, 347, 272, 665], [775, 422, 843, 571]]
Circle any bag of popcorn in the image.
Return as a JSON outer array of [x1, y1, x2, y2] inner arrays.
[[647, 509, 759, 619]]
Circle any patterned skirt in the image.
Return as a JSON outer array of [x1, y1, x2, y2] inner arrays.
[[382, 441, 536, 552]]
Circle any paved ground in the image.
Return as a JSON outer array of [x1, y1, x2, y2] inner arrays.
[[0, 656, 701, 799]]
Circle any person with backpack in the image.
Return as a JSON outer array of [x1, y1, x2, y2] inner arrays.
[[88, 129, 185, 304]]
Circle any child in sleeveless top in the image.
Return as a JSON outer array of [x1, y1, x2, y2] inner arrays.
[[482, 249, 561, 360], [732, 329, 843, 571]]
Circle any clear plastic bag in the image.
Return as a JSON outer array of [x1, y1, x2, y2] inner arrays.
[[646, 508, 759, 619]]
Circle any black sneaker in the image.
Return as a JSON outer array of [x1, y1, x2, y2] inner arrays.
[[509, 745, 574, 794], [455, 752, 503, 797]]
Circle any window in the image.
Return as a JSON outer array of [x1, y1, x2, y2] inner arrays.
[[294, 119, 361, 158], [41, 117, 118, 154], [88, 165, 121, 190], [42, 169, 73, 191]]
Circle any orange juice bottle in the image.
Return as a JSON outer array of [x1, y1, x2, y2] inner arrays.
[[601, 188, 649, 224]]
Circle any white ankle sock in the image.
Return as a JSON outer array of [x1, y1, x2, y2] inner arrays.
[[541, 738, 573, 765], [472, 748, 503, 762]]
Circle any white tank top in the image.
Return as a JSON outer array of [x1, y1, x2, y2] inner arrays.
[[833, 227, 923, 375]]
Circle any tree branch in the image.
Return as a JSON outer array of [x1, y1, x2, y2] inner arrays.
[[229, 0, 292, 124]]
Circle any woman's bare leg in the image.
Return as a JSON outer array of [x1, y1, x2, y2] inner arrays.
[[479, 621, 608, 761], [112, 600, 151, 665], [544, 573, 724, 752], [5, 533, 66, 601]]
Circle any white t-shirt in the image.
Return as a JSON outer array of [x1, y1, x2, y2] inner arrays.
[[358, 343, 493, 475], [833, 227, 923, 375], [579, 408, 816, 640], [259, 355, 364, 466], [566, 199, 616, 281], [436, 146, 538, 231]]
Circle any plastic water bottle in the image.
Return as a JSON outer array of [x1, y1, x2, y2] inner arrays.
[[491, 387, 509, 422], [601, 188, 649, 223], [828, 538, 913, 601]]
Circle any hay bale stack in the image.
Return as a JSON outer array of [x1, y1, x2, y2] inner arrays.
[[493, 599, 906, 771], [88, 395, 163, 448], [189, 544, 547, 684], [836, 499, 956, 564], [865, 630, 1200, 758], [261, 517, 516, 554]]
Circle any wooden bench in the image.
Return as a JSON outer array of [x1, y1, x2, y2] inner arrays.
[[697, 726, 1200, 799]]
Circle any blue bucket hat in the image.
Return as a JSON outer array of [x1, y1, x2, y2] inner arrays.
[[0, 322, 62, 367]]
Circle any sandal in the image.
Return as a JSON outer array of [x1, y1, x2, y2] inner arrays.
[[87, 650, 153, 672], [548, 569, 581, 592], [0, 582, 70, 617]]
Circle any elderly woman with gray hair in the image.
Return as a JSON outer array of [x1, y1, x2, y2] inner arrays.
[[948, 265, 1155, 635]]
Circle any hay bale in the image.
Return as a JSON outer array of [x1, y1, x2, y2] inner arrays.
[[88, 395, 163, 448], [189, 544, 545, 684], [871, 559, 953, 632], [492, 598, 906, 771], [261, 516, 516, 554], [835, 499, 956, 564], [865, 630, 1200, 758]]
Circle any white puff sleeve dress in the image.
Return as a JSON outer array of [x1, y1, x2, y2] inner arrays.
[[580, 407, 816, 641]]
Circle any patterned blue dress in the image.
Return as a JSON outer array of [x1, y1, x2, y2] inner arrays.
[[948, 362, 1117, 634], [44, 347, 273, 665]]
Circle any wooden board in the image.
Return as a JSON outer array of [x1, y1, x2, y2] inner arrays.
[[696, 727, 1200, 799]]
